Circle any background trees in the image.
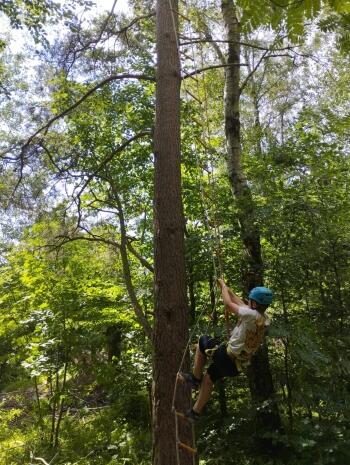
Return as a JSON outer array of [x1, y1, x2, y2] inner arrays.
[[1, 1, 350, 464]]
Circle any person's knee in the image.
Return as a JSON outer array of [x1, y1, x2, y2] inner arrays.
[[198, 335, 208, 354]]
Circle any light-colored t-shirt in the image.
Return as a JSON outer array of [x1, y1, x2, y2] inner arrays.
[[227, 306, 268, 364]]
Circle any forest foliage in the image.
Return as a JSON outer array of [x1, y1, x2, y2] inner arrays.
[[0, 0, 350, 464]]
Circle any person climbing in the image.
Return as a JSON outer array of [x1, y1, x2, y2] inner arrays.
[[178, 278, 273, 422]]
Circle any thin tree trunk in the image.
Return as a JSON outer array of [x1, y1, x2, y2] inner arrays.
[[153, 0, 192, 464], [221, 0, 281, 439], [221, 0, 263, 292], [114, 189, 153, 340], [243, 47, 264, 159], [34, 376, 44, 432], [280, 287, 293, 430], [282, 339, 293, 430], [49, 369, 59, 449], [53, 361, 68, 449]]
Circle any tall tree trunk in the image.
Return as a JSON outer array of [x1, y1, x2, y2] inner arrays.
[[153, 1, 192, 464], [221, 0, 281, 439], [221, 0, 263, 292]]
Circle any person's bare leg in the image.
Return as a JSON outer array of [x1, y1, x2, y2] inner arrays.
[[193, 343, 206, 380], [192, 373, 214, 413]]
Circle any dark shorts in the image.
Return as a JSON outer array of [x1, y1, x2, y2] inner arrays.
[[199, 335, 239, 383]]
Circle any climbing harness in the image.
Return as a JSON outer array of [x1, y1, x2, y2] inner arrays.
[[226, 344, 244, 372]]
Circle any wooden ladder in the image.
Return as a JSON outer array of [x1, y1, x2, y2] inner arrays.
[[173, 374, 197, 465]]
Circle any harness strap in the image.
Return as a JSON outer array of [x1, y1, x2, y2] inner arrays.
[[204, 345, 219, 356], [226, 345, 244, 372]]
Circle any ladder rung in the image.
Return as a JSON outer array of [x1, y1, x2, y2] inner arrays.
[[175, 410, 186, 419], [178, 441, 197, 454]]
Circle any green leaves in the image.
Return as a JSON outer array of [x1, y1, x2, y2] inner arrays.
[[238, 0, 350, 41]]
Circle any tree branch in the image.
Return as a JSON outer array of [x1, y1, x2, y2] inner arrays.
[[52, 206, 154, 341], [64, 0, 120, 71], [21, 73, 155, 151], [73, 130, 152, 199], [31, 458, 50, 465], [112, 188, 153, 340], [8, 74, 154, 198], [269, 0, 304, 8], [183, 62, 247, 79], [67, 9, 155, 67], [116, 12, 155, 35], [126, 240, 154, 273], [240, 50, 269, 94], [180, 36, 298, 53]]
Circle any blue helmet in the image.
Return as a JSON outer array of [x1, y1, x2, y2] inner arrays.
[[248, 287, 273, 305]]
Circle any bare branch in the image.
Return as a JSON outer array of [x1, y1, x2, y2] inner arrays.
[[32, 458, 50, 465], [240, 50, 269, 94], [180, 36, 298, 52], [127, 240, 154, 273], [116, 13, 155, 35], [8, 74, 154, 198], [54, 233, 120, 249], [65, 0, 120, 69], [69, 9, 155, 63], [39, 141, 65, 174], [30, 452, 50, 465], [55, 228, 154, 274], [87, 0, 119, 46], [183, 62, 247, 79]]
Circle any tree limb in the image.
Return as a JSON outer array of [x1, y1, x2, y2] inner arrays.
[[8, 74, 154, 198], [67, 9, 155, 68], [31, 458, 50, 465], [112, 188, 153, 340], [53, 220, 154, 341], [73, 130, 152, 199], [183, 62, 247, 79], [240, 50, 269, 94], [21, 73, 155, 151], [180, 36, 298, 52], [64, 0, 120, 71], [126, 240, 154, 273], [116, 12, 156, 35]]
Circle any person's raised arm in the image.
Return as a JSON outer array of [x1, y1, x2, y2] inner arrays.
[[217, 279, 244, 316]]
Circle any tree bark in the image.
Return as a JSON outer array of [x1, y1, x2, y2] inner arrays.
[[221, 0, 281, 439], [153, 1, 192, 464], [221, 0, 263, 292]]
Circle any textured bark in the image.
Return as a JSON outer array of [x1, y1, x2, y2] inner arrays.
[[221, 0, 281, 438], [153, 1, 192, 464], [221, 0, 263, 293]]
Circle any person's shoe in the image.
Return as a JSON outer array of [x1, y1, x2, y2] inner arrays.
[[177, 372, 201, 389], [185, 408, 200, 423]]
